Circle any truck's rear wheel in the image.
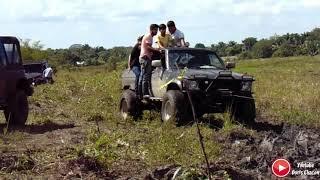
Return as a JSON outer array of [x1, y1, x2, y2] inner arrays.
[[231, 98, 256, 125], [4, 90, 29, 126], [120, 90, 141, 120], [161, 90, 187, 123]]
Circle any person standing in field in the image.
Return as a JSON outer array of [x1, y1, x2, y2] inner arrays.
[[43, 63, 54, 84], [139, 24, 160, 99], [155, 24, 172, 48], [167, 21, 187, 47], [128, 35, 143, 97]]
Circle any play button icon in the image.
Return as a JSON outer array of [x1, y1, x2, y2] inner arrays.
[[272, 159, 291, 177], [279, 165, 286, 172]]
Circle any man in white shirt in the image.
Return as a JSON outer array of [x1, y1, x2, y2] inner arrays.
[[167, 21, 187, 47]]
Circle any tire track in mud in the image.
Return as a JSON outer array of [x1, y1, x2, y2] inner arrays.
[[146, 117, 320, 179]]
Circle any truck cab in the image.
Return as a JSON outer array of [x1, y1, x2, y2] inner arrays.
[[0, 36, 33, 126]]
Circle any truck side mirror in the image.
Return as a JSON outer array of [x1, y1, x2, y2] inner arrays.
[[152, 60, 162, 68], [226, 62, 236, 69]]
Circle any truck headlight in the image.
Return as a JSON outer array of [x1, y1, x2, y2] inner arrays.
[[185, 80, 199, 90], [241, 81, 253, 91]]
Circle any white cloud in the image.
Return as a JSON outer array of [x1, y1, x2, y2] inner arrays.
[[301, 0, 320, 7], [0, 0, 318, 48], [0, 0, 313, 23]]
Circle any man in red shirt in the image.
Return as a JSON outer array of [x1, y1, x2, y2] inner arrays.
[[139, 24, 160, 99]]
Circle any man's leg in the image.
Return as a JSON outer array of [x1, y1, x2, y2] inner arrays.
[[140, 57, 151, 97], [139, 57, 146, 97], [144, 60, 152, 97], [132, 66, 141, 97]]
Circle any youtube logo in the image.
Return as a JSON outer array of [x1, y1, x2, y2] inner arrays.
[[272, 159, 291, 177]]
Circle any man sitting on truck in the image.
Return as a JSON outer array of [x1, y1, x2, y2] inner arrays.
[[167, 21, 187, 47], [155, 24, 172, 49]]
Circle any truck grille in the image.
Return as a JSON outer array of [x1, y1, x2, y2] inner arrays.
[[199, 79, 241, 92]]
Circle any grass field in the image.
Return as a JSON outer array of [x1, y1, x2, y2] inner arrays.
[[1, 55, 320, 178], [236, 55, 320, 127]]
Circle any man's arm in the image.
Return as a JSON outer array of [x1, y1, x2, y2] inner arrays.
[[146, 43, 160, 52], [179, 31, 186, 47], [128, 55, 132, 69], [180, 38, 186, 47]]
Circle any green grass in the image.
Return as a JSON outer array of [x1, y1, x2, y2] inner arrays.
[[2, 55, 319, 174], [235, 55, 320, 127], [24, 64, 220, 171], [30, 56, 320, 170]]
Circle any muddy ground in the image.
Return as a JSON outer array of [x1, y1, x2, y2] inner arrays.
[[0, 111, 320, 179]]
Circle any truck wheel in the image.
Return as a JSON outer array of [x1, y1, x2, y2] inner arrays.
[[161, 90, 187, 123], [231, 98, 256, 125], [120, 90, 141, 120], [4, 90, 29, 126]]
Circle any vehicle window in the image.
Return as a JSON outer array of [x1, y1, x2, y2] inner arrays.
[[4, 44, 20, 64], [169, 50, 225, 69], [0, 44, 7, 66], [208, 54, 225, 69]]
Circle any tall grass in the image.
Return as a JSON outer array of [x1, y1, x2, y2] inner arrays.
[[236, 55, 320, 127]]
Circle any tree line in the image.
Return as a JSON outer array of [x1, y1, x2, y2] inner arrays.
[[21, 27, 320, 68], [20, 40, 131, 69], [195, 28, 320, 59]]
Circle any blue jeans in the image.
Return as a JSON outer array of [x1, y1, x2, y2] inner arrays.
[[139, 57, 152, 96], [131, 66, 141, 95]]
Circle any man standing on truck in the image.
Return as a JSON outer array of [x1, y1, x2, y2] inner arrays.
[[128, 35, 143, 97], [156, 24, 172, 48], [139, 24, 160, 99], [167, 21, 187, 47]]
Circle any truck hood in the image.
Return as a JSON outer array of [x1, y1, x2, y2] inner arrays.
[[180, 69, 244, 80]]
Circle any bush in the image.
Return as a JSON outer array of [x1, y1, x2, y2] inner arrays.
[[238, 51, 253, 60], [304, 40, 320, 56], [272, 43, 296, 57], [251, 40, 274, 58]]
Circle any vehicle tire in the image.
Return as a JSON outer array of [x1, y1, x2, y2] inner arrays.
[[231, 98, 256, 125], [120, 90, 142, 120], [4, 90, 29, 126], [161, 90, 187, 124]]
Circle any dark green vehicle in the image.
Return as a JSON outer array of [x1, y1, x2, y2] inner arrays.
[[120, 48, 256, 124], [0, 36, 34, 126]]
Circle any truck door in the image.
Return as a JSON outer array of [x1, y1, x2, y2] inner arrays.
[[151, 52, 167, 97]]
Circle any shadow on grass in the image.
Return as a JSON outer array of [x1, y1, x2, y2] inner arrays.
[[191, 115, 284, 134], [246, 120, 284, 134], [0, 121, 75, 134]]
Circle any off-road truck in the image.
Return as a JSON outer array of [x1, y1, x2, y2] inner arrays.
[[0, 36, 34, 126], [120, 48, 256, 123]]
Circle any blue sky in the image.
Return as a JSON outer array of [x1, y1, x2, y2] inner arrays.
[[1, 0, 319, 49]]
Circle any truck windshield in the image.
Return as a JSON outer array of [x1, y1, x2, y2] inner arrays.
[[4, 43, 20, 64], [168, 50, 225, 70]]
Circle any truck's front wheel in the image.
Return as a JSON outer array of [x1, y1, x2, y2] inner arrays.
[[161, 90, 187, 124], [231, 98, 256, 125], [4, 90, 29, 126]]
